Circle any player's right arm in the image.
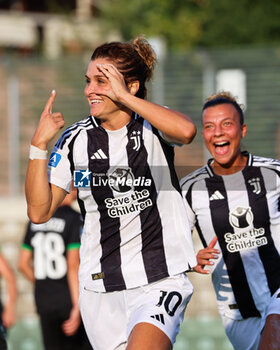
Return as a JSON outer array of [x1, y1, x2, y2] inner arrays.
[[193, 237, 220, 274], [25, 90, 66, 223]]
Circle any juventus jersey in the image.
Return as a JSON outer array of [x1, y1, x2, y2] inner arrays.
[[180, 152, 280, 320], [23, 206, 82, 315], [48, 114, 196, 292]]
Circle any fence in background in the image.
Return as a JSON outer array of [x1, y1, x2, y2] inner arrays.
[[3, 45, 280, 349], [1, 46, 280, 195]]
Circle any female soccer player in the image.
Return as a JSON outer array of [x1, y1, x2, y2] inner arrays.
[[25, 36, 197, 350], [181, 91, 280, 350]]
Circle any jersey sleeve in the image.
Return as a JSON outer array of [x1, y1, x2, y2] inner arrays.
[[180, 178, 196, 232], [47, 129, 74, 193], [181, 188, 196, 232]]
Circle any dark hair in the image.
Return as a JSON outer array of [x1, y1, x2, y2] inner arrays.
[[202, 91, 244, 125], [91, 35, 157, 99]]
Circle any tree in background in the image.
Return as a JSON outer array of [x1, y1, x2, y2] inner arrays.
[[197, 0, 280, 47], [2, 0, 280, 50], [98, 0, 202, 50], [98, 0, 280, 49]]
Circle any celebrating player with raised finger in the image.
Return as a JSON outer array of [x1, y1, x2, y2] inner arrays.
[[26, 35, 198, 350]]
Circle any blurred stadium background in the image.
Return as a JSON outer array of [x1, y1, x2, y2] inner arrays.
[[1, 0, 280, 349]]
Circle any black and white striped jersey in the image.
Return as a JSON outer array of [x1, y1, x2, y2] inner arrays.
[[180, 152, 280, 320], [48, 114, 196, 292]]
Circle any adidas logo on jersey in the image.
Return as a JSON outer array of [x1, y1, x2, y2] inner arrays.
[[91, 149, 108, 159], [150, 314, 165, 325], [210, 190, 225, 201]]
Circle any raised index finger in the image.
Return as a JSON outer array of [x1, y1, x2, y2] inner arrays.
[[43, 90, 56, 114], [208, 236, 218, 248]]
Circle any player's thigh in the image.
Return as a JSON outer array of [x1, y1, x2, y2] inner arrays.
[[222, 315, 262, 350], [127, 273, 193, 348], [127, 322, 172, 350], [79, 288, 127, 350]]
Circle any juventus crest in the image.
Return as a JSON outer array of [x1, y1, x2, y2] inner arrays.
[[130, 131, 141, 151], [248, 177, 261, 194]]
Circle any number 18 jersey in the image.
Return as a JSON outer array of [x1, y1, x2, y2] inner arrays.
[[22, 205, 82, 315]]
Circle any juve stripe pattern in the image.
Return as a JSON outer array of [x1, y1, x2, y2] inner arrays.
[[48, 114, 196, 292], [181, 152, 280, 319]]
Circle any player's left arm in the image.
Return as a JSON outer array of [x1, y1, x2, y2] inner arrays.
[[0, 254, 17, 328], [62, 248, 81, 336], [95, 63, 197, 145], [123, 96, 197, 145]]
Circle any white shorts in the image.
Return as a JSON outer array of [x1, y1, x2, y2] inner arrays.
[[79, 273, 193, 350], [222, 315, 263, 350], [265, 287, 280, 317], [221, 287, 280, 350]]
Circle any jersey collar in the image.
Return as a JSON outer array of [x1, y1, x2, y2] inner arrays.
[[206, 151, 252, 177]]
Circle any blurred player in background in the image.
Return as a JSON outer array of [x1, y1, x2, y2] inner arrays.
[[0, 253, 17, 350], [24, 35, 197, 349], [18, 189, 92, 350], [181, 91, 280, 350]]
